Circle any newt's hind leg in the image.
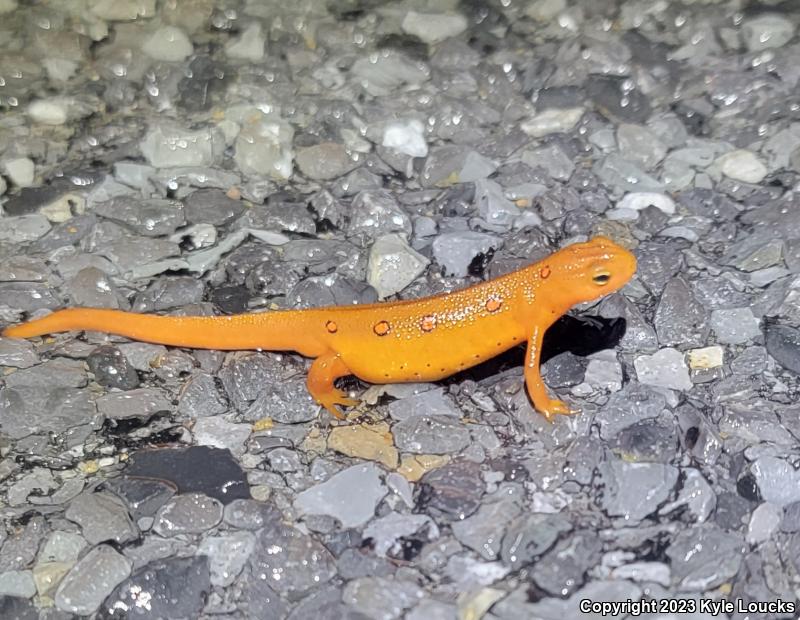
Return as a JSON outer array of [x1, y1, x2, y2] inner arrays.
[[307, 351, 359, 419]]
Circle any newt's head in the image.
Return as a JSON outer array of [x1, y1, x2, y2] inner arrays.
[[544, 236, 637, 308]]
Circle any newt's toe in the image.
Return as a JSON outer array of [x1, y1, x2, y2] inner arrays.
[[540, 399, 576, 423], [317, 390, 359, 419]]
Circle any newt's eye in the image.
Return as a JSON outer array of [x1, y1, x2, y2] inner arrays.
[[593, 273, 611, 286]]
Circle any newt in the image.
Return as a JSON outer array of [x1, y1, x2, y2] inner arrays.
[[2, 236, 636, 421]]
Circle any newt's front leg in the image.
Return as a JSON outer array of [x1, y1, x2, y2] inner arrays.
[[524, 325, 574, 422], [307, 351, 359, 419]]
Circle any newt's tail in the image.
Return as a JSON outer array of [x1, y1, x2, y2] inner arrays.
[[2, 307, 313, 353]]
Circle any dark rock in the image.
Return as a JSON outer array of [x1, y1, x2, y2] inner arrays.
[[87, 345, 140, 390]]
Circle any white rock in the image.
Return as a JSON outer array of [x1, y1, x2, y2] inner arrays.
[[521, 107, 584, 138], [368, 233, 430, 299], [634, 348, 693, 392], [742, 14, 796, 52], [225, 22, 265, 62], [617, 192, 676, 215], [28, 98, 70, 125], [2, 157, 35, 187], [746, 502, 781, 545], [90, 0, 155, 20], [140, 124, 225, 168], [687, 346, 724, 370], [382, 119, 428, 158], [717, 149, 768, 184], [234, 116, 294, 179], [43, 58, 79, 82], [142, 26, 193, 62], [401, 11, 468, 44]]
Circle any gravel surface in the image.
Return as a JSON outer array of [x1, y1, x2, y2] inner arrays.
[[1, 0, 800, 618]]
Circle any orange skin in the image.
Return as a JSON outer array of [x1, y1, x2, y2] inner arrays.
[[2, 236, 636, 421]]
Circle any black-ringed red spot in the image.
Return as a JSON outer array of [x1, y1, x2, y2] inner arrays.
[[373, 320, 391, 337], [485, 297, 502, 313], [540, 266, 551, 279], [420, 315, 437, 332], [325, 320, 338, 333]]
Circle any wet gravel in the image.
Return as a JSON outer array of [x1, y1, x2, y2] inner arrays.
[[1, 0, 800, 618]]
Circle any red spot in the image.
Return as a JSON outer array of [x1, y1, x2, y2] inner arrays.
[[325, 320, 338, 333], [485, 297, 502, 313], [540, 266, 551, 279], [373, 320, 391, 336], [420, 315, 437, 332]]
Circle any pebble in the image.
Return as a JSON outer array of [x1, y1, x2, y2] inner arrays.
[[328, 423, 399, 469], [296, 142, 359, 181], [634, 348, 693, 392], [742, 14, 796, 52], [382, 119, 428, 158], [363, 512, 439, 557], [653, 277, 709, 347], [617, 192, 675, 215], [752, 456, 800, 507], [295, 463, 387, 528], [717, 149, 768, 184], [104, 556, 210, 618], [500, 512, 572, 571], [347, 190, 413, 239], [65, 490, 139, 545], [393, 415, 471, 454], [0, 570, 36, 597], [367, 233, 429, 298], [197, 531, 256, 586], [96, 387, 173, 420], [764, 323, 800, 374], [225, 22, 265, 61], [594, 153, 664, 194], [54, 545, 132, 616], [687, 345, 724, 370], [140, 123, 225, 168], [452, 493, 522, 560], [343, 576, 424, 620], [521, 107, 584, 137], [248, 522, 336, 598], [0, 337, 38, 368], [709, 308, 760, 344], [666, 524, 744, 590], [142, 26, 193, 62], [193, 417, 251, 456], [521, 144, 574, 181], [601, 458, 678, 522], [616, 123, 667, 170], [2, 158, 35, 187], [746, 502, 782, 545], [431, 231, 503, 277], [401, 11, 468, 44], [153, 493, 223, 535], [87, 345, 140, 390], [418, 461, 483, 521]]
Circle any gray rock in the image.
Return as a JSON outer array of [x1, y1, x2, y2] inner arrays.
[[586, 74, 652, 123], [132, 276, 205, 312], [473, 178, 521, 232], [96, 387, 173, 420], [248, 521, 336, 598], [197, 531, 256, 586], [0, 386, 97, 439], [295, 463, 386, 528], [0, 214, 50, 243], [616, 123, 667, 170], [66, 266, 121, 308], [420, 146, 497, 187], [337, 547, 395, 580], [634, 348, 693, 392], [0, 339, 38, 368], [719, 401, 795, 446], [386, 388, 461, 421], [55, 545, 132, 616], [752, 456, 800, 507], [105, 478, 176, 522], [87, 345, 140, 390], [520, 144, 574, 181], [418, 461, 483, 522], [223, 499, 283, 530], [660, 468, 716, 523], [296, 142, 360, 181], [153, 493, 223, 536], [730, 346, 767, 376], [342, 576, 424, 620], [765, 323, 800, 374], [431, 232, 503, 277], [653, 277, 709, 348], [594, 383, 667, 439], [98, 237, 180, 275], [95, 196, 185, 237], [39, 531, 87, 564], [601, 458, 679, 522], [0, 571, 36, 598], [406, 599, 458, 620], [244, 379, 319, 423], [0, 283, 59, 312], [367, 233, 429, 298], [393, 415, 471, 454], [452, 492, 522, 560], [363, 513, 439, 558], [102, 556, 210, 618], [742, 14, 796, 52], [666, 524, 744, 590], [594, 153, 663, 194], [140, 123, 224, 168], [0, 516, 46, 572], [177, 371, 229, 417], [5, 358, 86, 389], [746, 502, 781, 545], [266, 447, 304, 473], [193, 416, 251, 456], [346, 190, 412, 239], [611, 419, 679, 463], [531, 530, 603, 597], [499, 512, 572, 571], [184, 189, 245, 226], [66, 489, 139, 545]]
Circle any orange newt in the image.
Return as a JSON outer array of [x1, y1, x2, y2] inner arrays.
[[2, 236, 636, 421]]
